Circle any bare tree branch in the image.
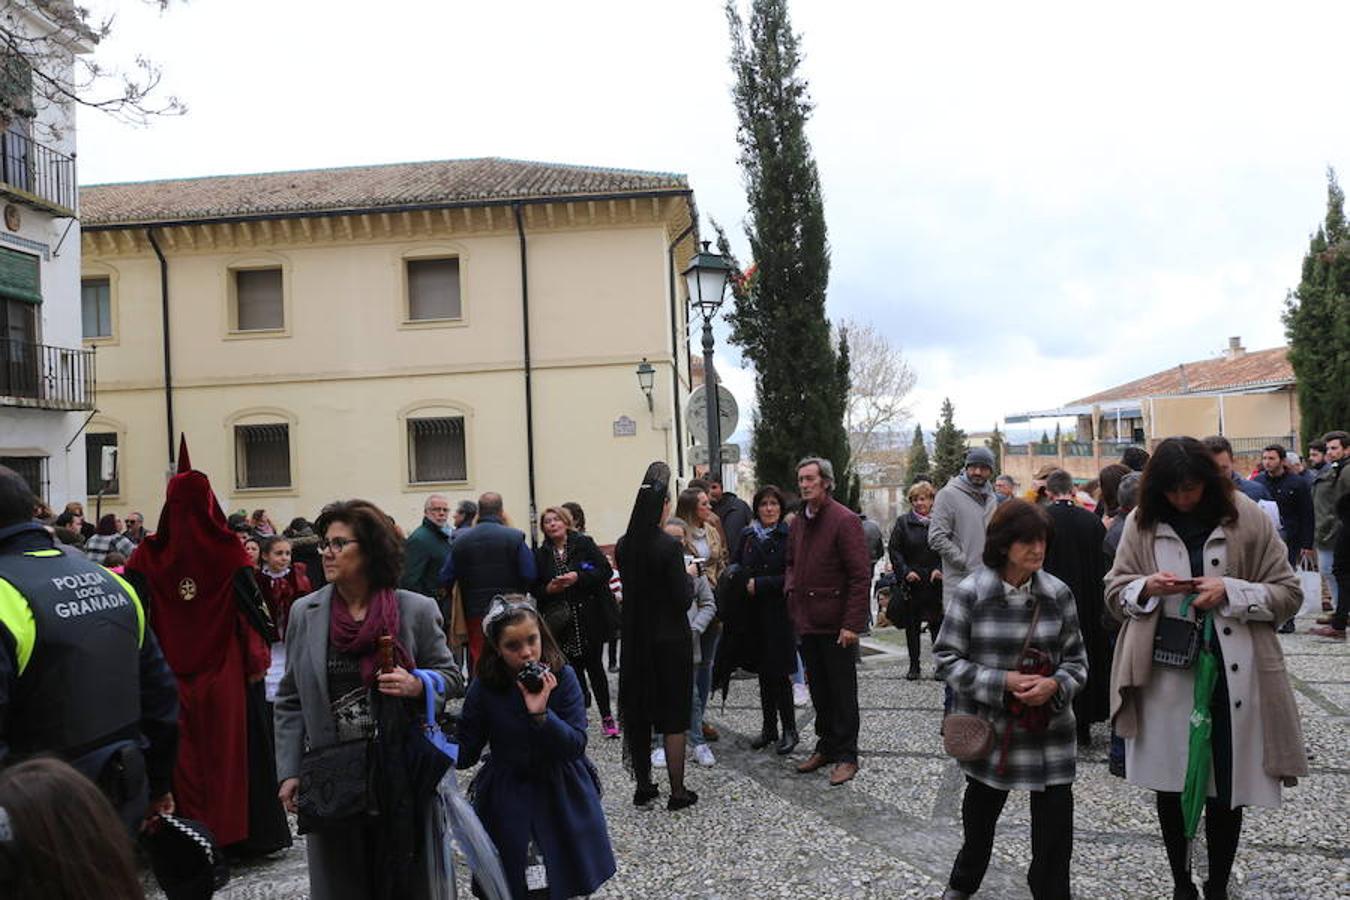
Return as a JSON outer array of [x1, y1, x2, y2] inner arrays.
[[0, 0, 184, 143], [836, 317, 917, 468]]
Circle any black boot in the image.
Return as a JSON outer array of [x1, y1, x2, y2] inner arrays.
[[905, 622, 922, 680], [775, 728, 799, 756], [750, 728, 778, 750]]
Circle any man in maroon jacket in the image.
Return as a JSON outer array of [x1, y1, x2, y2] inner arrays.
[[786, 456, 872, 785]]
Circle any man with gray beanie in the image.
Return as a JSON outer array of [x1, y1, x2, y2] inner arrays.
[[928, 447, 999, 608]]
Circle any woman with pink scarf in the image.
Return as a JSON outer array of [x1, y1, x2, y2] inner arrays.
[[273, 499, 461, 900]]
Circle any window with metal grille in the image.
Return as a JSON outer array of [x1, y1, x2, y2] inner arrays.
[[234, 268, 284, 331], [235, 423, 291, 489], [81, 277, 112, 338], [407, 416, 466, 483], [85, 433, 119, 495], [0, 455, 44, 501], [406, 258, 461, 321]]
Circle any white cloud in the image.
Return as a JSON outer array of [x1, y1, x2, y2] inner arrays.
[[75, 0, 1350, 448]]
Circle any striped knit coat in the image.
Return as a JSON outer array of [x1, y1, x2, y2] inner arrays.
[[934, 566, 1088, 791]]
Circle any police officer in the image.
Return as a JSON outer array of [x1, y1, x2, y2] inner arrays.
[[0, 466, 179, 835]]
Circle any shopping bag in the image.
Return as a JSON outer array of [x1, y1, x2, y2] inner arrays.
[[1297, 559, 1323, 618]]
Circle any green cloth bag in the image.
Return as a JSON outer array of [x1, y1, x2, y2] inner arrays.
[[1181, 606, 1218, 840]]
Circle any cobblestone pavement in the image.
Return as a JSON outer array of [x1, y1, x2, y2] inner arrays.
[[170, 629, 1347, 899]]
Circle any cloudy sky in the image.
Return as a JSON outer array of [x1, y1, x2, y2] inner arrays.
[[79, 1, 1350, 441]]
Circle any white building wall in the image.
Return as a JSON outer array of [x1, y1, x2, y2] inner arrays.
[[0, 2, 87, 510]]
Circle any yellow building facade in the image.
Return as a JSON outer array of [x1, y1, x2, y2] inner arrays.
[[79, 158, 699, 543]]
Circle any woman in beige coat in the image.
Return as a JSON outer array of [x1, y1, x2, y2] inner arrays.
[[1106, 438, 1305, 900]]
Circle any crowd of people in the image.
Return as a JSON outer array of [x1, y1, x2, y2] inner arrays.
[[0, 425, 1345, 899]]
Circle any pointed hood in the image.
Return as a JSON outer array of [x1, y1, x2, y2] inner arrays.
[[126, 456, 252, 675], [176, 434, 192, 474]]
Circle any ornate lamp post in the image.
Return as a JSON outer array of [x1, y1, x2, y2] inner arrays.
[[682, 242, 733, 476], [635, 357, 655, 411]]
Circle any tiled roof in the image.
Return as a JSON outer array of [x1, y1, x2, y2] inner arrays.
[[80, 157, 689, 226], [1069, 346, 1293, 405]]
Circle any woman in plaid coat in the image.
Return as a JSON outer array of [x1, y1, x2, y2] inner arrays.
[[935, 499, 1088, 900]]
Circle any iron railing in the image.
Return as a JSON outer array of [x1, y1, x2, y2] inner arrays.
[[0, 129, 76, 213], [1228, 435, 1297, 454], [0, 338, 95, 410]]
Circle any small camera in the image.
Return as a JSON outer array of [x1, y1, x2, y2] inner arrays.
[[517, 660, 550, 693], [692, 557, 708, 576]]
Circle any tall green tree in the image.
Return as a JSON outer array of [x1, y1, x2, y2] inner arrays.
[[717, 0, 850, 497], [907, 423, 931, 485], [932, 398, 968, 487], [984, 424, 1005, 477], [1284, 168, 1350, 444]]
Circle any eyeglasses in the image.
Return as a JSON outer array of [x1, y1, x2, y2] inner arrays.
[[318, 537, 360, 554], [427, 506, 450, 514]]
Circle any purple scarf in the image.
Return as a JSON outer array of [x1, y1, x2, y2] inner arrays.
[[329, 587, 413, 685]]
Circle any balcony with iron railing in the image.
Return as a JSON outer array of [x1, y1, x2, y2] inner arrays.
[[0, 338, 95, 410], [0, 129, 76, 215]]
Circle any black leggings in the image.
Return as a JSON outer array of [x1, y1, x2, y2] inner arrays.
[[568, 648, 612, 719]]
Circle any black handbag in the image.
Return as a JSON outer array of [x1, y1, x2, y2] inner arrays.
[[296, 738, 377, 834], [539, 596, 572, 638], [1152, 615, 1201, 669]]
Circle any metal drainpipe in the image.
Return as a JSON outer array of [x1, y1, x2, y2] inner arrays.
[[513, 203, 539, 547], [145, 229, 174, 466], [667, 221, 695, 477]]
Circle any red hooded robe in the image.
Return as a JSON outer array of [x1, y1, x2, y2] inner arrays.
[[126, 442, 272, 847]]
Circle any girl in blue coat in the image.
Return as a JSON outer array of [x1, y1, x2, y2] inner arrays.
[[458, 596, 616, 899]]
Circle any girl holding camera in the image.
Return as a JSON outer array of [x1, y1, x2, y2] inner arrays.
[[457, 596, 615, 899]]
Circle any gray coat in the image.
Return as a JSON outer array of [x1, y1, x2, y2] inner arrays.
[[275, 586, 461, 780], [928, 476, 998, 605], [274, 586, 462, 900]]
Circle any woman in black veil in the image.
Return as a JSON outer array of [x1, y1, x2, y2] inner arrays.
[[615, 461, 699, 811]]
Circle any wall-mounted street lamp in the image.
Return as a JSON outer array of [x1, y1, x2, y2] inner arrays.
[[636, 357, 655, 411], [681, 242, 733, 474]]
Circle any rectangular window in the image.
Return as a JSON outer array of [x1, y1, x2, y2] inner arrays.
[[234, 268, 284, 331], [85, 433, 119, 495], [0, 455, 43, 501], [408, 416, 466, 483], [235, 423, 291, 489], [406, 258, 461, 321], [82, 277, 112, 338]]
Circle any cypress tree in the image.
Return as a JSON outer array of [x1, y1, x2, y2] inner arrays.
[[985, 424, 1005, 477], [719, 0, 850, 496], [907, 423, 931, 485], [1284, 168, 1350, 444], [932, 398, 968, 487]]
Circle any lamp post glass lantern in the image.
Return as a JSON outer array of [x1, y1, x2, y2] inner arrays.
[[636, 358, 655, 410], [681, 242, 733, 478]]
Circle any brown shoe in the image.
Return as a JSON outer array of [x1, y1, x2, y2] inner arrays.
[[796, 753, 831, 773], [829, 762, 859, 785], [702, 723, 720, 742], [1315, 614, 1333, 625]]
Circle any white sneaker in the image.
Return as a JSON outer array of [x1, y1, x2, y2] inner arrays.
[[693, 743, 716, 767], [793, 683, 810, 708], [650, 747, 666, 768]]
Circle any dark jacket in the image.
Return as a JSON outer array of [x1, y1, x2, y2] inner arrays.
[[887, 512, 940, 581], [440, 517, 536, 619], [531, 532, 615, 654], [400, 517, 449, 599], [726, 521, 795, 676], [785, 496, 872, 636], [1253, 468, 1315, 554], [457, 665, 615, 900], [860, 516, 885, 565], [1233, 473, 1271, 504], [887, 510, 943, 615], [1044, 499, 1111, 725], [712, 493, 753, 555], [0, 523, 179, 822]]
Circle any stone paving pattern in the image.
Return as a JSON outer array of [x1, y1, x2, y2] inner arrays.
[[162, 630, 1348, 899]]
